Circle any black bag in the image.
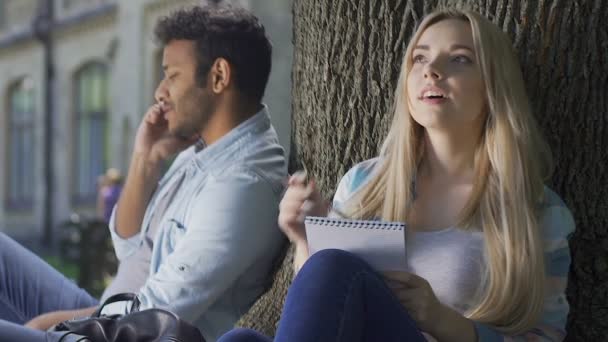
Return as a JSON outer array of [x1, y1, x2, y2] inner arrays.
[[51, 293, 206, 342]]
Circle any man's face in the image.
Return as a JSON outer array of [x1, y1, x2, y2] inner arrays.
[[155, 40, 213, 139]]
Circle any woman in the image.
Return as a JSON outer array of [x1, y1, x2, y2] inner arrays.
[[96, 168, 123, 223], [220, 8, 574, 342]]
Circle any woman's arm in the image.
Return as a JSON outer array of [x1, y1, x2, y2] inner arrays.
[[278, 173, 327, 277], [25, 306, 98, 330], [288, 159, 377, 276], [293, 242, 310, 275]]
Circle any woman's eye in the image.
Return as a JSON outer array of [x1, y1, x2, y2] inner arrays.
[[452, 55, 472, 64], [413, 55, 426, 63]]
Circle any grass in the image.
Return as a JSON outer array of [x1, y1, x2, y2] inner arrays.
[[43, 255, 80, 282], [43, 254, 114, 298]]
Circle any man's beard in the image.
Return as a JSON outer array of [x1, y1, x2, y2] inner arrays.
[[172, 117, 199, 139], [171, 90, 212, 140], [172, 114, 206, 140]]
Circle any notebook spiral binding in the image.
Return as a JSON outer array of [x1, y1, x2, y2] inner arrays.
[[305, 216, 405, 230]]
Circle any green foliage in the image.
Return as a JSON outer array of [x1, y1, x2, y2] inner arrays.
[[43, 255, 80, 282]]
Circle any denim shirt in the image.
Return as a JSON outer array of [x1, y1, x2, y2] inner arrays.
[[334, 158, 574, 341], [108, 106, 287, 341]]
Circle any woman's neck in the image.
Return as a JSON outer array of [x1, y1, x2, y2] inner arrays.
[[419, 128, 480, 183]]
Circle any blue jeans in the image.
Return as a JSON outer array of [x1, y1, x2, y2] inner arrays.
[[0, 232, 98, 341], [219, 249, 426, 342]]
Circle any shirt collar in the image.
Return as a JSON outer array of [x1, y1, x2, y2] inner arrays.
[[193, 104, 271, 166]]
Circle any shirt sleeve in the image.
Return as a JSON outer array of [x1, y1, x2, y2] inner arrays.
[[134, 169, 282, 322], [474, 203, 575, 341], [108, 204, 144, 261], [332, 167, 356, 207], [107, 149, 194, 261], [332, 158, 379, 210]]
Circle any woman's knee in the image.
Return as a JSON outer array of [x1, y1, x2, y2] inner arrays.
[[300, 249, 373, 279], [217, 328, 271, 342], [0, 232, 22, 259]]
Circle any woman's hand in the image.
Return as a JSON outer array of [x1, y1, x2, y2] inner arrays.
[[384, 271, 444, 332], [384, 271, 477, 341], [279, 172, 329, 275], [24, 306, 98, 331], [278, 172, 328, 245]]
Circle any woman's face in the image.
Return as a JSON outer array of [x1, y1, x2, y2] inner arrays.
[[406, 19, 486, 133]]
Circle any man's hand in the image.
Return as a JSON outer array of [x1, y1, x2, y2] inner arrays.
[[114, 102, 198, 239], [24, 306, 98, 331], [134, 102, 198, 166]]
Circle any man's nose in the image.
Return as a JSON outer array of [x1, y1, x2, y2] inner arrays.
[[154, 79, 168, 103]]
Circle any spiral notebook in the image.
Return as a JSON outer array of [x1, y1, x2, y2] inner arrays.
[[305, 216, 407, 271]]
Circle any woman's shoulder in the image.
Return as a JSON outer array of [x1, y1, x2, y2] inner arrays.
[[539, 186, 576, 245], [333, 158, 381, 204], [344, 158, 381, 188]]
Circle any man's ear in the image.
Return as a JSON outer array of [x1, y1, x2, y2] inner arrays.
[[209, 58, 231, 94]]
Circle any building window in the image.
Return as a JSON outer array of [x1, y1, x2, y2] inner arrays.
[[73, 62, 108, 203], [0, 3, 5, 31], [62, 0, 109, 12], [0, 0, 38, 34], [6, 78, 35, 210]]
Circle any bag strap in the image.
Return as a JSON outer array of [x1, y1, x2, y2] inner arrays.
[[92, 293, 141, 317]]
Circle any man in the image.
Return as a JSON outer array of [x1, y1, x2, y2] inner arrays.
[[0, 5, 286, 341]]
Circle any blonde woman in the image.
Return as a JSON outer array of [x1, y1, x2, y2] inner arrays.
[[220, 8, 574, 342]]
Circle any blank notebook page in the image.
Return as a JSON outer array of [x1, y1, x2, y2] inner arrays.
[[305, 216, 407, 272]]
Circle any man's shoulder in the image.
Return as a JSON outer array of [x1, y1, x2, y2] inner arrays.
[[182, 153, 283, 204], [210, 138, 286, 193]]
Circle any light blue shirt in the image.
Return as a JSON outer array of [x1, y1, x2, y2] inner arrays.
[[108, 106, 287, 341]]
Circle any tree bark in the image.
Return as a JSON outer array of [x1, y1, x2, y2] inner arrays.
[[237, 0, 608, 339]]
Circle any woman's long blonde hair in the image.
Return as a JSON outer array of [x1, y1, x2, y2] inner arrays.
[[343, 8, 552, 334]]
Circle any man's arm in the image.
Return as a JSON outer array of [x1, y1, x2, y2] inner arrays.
[[114, 103, 197, 238], [24, 306, 98, 331], [133, 171, 284, 322], [114, 153, 162, 238]]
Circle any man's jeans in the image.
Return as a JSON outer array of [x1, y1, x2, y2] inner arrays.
[[218, 249, 426, 342], [0, 232, 98, 341]]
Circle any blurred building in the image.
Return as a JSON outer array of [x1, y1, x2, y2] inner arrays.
[[0, 0, 292, 242]]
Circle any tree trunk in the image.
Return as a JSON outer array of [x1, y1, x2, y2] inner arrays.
[[237, 1, 608, 339]]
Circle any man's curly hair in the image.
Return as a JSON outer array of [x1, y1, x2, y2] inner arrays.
[[155, 5, 272, 102]]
